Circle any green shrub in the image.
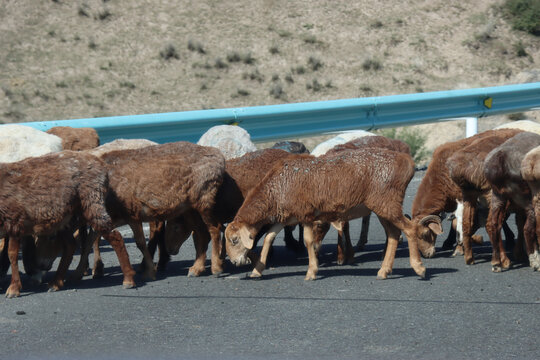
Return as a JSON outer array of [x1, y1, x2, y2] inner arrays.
[[504, 0, 540, 35], [378, 127, 429, 164]]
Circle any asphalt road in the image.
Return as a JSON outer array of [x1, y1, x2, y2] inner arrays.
[[1, 170, 539, 360]]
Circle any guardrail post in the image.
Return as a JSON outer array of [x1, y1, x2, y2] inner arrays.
[[465, 117, 478, 138]]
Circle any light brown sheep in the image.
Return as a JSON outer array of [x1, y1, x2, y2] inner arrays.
[[225, 148, 424, 280], [519, 145, 540, 270]]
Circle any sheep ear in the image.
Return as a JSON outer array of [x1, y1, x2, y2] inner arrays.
[[239, 227, 254, 250], [427, 222, 443, 235], [419, 215, 443, 235], [240, 235, 254, 250]]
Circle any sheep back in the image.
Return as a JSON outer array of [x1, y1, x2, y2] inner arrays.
[[447, 129, 523, 191], [100, 142, 225, 221], [237, 148, 414, 225], [0, 151, 112, 236]]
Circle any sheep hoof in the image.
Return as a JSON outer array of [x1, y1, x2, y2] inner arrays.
[[122, 281, 136, 289], [491, 265, 502, 273], [417, 268, 426, 279], [376, 268, 391, 280], [465, 256, 475, 265], [528, 252, 540, 271], [304, 273, 317, 281], [5, 285, 21, 298], [337, 258, 345, 266], [248, 271, 262, 279], [452, 245, 464, 257]]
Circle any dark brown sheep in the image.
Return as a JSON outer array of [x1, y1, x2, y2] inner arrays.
[[225, 148, 425, 280], [446, 129, 524, 266], [484, 132, 540, 271], [409, 129, 522, 259], [0, 151, 136, 297], [74, 141, 226, 280]]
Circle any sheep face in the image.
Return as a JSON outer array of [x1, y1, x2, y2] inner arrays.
[[413, 215, 442, 258], [224, 221, 257, 266], [164, 216, 193, 256]]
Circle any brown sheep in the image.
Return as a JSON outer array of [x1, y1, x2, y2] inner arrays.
[[46, 126, 100, 151], [519, 145, 540, 270], [446, 129, 524, 266], [74, 141, 226, 281], [322, 135, 411, 264], [484, 132, 540, 271], [21, 126, 102, 283], [409, 129, 522, 259], [225, 148, 425, 280], [0, 151, 136, 297]]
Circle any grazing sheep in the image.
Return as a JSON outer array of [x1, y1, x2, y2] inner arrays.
[[310, 130, 375, 157], [409, 129, 522, 259], [46, 126, 100, 151], [225, 148, 425, 280], [197, 125, 257, 160], [520, 145, 540, 270], [0, 151, 136, 297], [447, 129, 524, 266], [0, 125, 63, 282], [75, 141, 226, 281], [484, 132, 540, 271]]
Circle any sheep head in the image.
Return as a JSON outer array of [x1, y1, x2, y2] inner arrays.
[[413, 215, 443, 258], [224, 220, 257, 266]]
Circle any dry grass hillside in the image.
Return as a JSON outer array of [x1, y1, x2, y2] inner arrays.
[[1, 0, 539, 156]]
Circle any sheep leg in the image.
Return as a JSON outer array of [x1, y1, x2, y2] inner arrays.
[[356, 213, 371, 251], [188, 223, 210, 277], [283, 225, 305, 253], [336, 221, 354, 265], [486, 195, 511, 272], [71, 229, 100, 281], [92, 235, 104, 278], [303, 224, 319, 280], [130, 222, 156, 280], [5, 235, 22, 298], [523, 208, 540, 270], [48, 230, 76, 292], [148, 221, 169, 272], [101, 230, 136, 289], [513, 211, 528, 263], [462, 195, 477, 265], [0, 237, 9, 278], [312, 222, 330, 256], [376, 218, 401, 280], [250, 223, 284, 278]]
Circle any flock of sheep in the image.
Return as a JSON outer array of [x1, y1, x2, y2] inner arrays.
[[1, 120, 540, 298]]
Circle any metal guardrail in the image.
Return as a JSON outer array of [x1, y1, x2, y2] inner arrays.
[[13, 82, 540, 144]]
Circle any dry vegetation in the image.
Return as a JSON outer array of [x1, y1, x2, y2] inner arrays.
[[0, 0, 539, 156]]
